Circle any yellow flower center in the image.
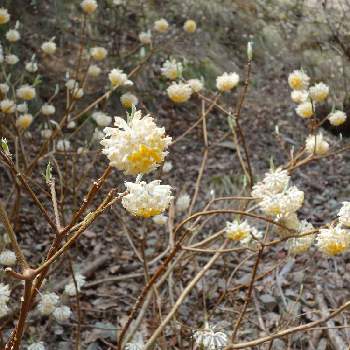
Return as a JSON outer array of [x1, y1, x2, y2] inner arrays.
[[227, 230, 248, 241], [127, 144, 163, 174], [290, 76, 303, 90], [324, 241, 347, 256], [136, 208, 163, 218]]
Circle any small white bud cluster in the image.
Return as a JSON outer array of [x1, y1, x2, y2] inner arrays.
[[216, 72, 240, 92], [176, 193, 191, 212], [193, 323, 228, 349], [64, 273, 86, 296]]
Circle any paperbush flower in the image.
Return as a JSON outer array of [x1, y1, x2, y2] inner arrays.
[[328, 110, 347, 126], [17, 103, 28, 113], [80, 0, 97, 14], [183, 19, 197, 33], [309, 82, 329, 102], [188, 78, 203, 93], [167, 82, 192, 103], [16, 114, 33, 129], [38, 293, 59, 315], [295, 101, 314, 118], [0, 99, 16, 113], [176, 193, 191, 212], [288, 220, 315, 254], [101, 110, 171, 175], [193, 323, 228, 349], [41, 41, 56, 55], [0, 250, 16, 266], [87, 64, 101, 77], [90, 47, 107, 61], [317, 225, 350, 256], [216, 72, 240, 92], [277, 212, 300, 238], [53, 305, 71, 322], [28, 343, 46, 350], [154, 18, 169, 33], [252, 168, 290, 199], [5, 54, 19, 65], [122, 179, 173, 218], [56, 139, 71, 152], [288, 70, 310, 90], [41, 129, 52, 139], [108, 68, 132, 87], [25, 61, 38, 73], [226, 220, 252, 241], [338, 202, 350, 227], [305, 133, 329, 155], [6, 29, 20, 42], [259, 186, 304, 216], [64, 274, 86, 296], [0, 83, 9, 95], [240, 228, 263, 248], [16, 84, 36, 100], [92, 111, 112, 127], [41, 104, 55, 116], [139, 30, 152, 44], [291, 90, 308, 104], [120, 92, 138, 109], [161, 59, 183, 80], [0, 8, 10, 24]]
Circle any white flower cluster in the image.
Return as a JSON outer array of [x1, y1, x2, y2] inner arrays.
[[193, 323, 228, 349], [92, 111, 112, 127], [216, 72, 239, 92], [28, 342, 46, 350], [38, 292, 71, 322], [161, 59, 183, 80], [100, 109, 171, 175], [108, 68, 132, 87], [122, 179, 172, 218], [167, 82, 192, 103], [305, 133, 329, 155], [287, 220, 315, 254], [176, 193, 191, 212], [225, 220, 252, 241], [0, 250, 16, 266], [252, 168, 304, 217], [64, 273, 86, 296]]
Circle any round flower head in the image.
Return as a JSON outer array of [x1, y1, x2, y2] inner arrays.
[[41, 129, 53, 139], [17, 103, 28, 113], [317, 225, 350, 256], [56, 139, 71, 152], [183, 19, 197, 33], [259, 186, 304, 216], [65, 79, 78, 90], [161, 59, 183, 80], [0, 250, 16, 266], [0, 83, 9, 95], [16, 84, 36, 100], [16, 114, 33, 129], [122, 179, 172, 218], [80, 0, 97, 14], [193, 323, 228, 350], [328, 110, 347, 126], [338, 202, 350, 227], [53, 305, 71, 322], [309, 82, 329, 102], [288, 70, 310, 90], [5, 54, 19, 65], [226, 220, 252, 241], [38, 292, 59, 315], [41, 103, 55, 116], [92, 111, 112, 127], [101, 110, 172, 175], [162, 161, 173, 173], [167, 82, 192, 103], [154, 18, 169, 33], [0, 99, 16, 114], [252, 168, 290, 199], [41, 41, 56, 55], [291, 90, 308, 104], [25, 61, 38, 73], [188, 78, 203, 93], [305, 133, 329, 155], [176, 193, 191, 212], [6, 29, 20, 42], [295, 101, 314, 118], [87, 64, 101, 77], [216, 72, 240, 92], [64, 274, 86, 296], [153, 214, 168, 225], [0, 8, 10, 24], [288, 220, 315, 254], [28, 342, 46, 350], [108, 68, 132, 87], [120, 92, 139, 109], [90, 47, 107, 61], [139, 31, 152, 45]]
